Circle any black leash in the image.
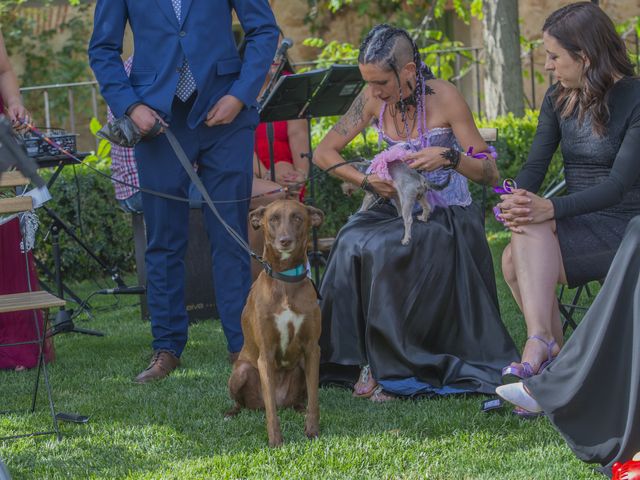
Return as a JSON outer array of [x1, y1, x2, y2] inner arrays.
[[22, 121, 362, 287], [163, 128, 277, 279], [24, 121, 363, 206], [164, 128, 325, 286]]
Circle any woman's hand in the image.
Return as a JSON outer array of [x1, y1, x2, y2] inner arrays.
[[278, 169, 307, 187], [366, 174, 396, 198], [6, 101, 30, 132], [405, 146, 449, 172], [497, 189, 555, 233], [278, 169, 307, 197]]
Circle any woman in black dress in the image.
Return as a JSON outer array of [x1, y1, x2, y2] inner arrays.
[[498, 2, 640, 383], [314, 25, 518, 401], [497, 215, 640, 474]]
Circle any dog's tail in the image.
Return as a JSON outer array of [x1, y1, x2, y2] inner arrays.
[[426, 172, 452, 191]]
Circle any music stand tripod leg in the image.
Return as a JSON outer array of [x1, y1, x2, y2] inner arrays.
[[26, 309, 62, 440], [302, 115, 326, 286], [48, 220, 104, 337], [30, 309, 61, 440]]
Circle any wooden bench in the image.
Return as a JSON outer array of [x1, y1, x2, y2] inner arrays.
[[0, 171, 29, 188], [0, 291, 66, 314]]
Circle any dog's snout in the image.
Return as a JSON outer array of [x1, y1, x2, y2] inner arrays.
[[279, 237, 293, 249]]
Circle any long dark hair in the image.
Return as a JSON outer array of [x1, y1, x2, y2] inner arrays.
[[543, 2, 635, 135]]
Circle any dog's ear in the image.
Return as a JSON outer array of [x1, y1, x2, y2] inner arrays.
[[250, 206, 267, 230], [306, 205, 324, 228]]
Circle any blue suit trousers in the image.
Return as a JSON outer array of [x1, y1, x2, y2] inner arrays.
[[135, 95, 257, 356]]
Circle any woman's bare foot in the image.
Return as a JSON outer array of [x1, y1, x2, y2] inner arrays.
[[369, 385, 396, 403], [353, 365, 377, 398], [517, 335, 561, 373]]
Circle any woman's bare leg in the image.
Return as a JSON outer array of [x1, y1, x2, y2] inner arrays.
[[503, 243, 564, 347], [502, 243, 524, 310], [505, 220, 566, 371]]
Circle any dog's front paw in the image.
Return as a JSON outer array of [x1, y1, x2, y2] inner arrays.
[[224, 404, 241, 419], [305, 418, 319, 439], [268, 432, 284, 448], [401, 236, 411, 246]]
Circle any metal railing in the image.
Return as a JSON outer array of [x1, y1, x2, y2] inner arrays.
[[20, 80, 102, 152], [18, 31, 639, 144]]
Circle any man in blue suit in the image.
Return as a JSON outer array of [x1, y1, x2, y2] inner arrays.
[[89, 1, 279, 383]]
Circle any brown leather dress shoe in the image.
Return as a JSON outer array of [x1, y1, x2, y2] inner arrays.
[[134, 350, 180, 384]]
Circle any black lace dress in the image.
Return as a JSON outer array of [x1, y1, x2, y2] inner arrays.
[[516, 77, 640, 287]]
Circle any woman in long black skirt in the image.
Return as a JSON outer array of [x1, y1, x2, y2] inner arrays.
[[497, 215, 640, 475]]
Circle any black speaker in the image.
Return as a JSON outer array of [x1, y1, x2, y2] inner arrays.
[[185, 207, 218, 322]]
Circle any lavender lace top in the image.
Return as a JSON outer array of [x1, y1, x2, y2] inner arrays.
[[373, 106, 472, 207]]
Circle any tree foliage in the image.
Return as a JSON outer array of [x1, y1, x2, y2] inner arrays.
[[306, 0, 483, 34]]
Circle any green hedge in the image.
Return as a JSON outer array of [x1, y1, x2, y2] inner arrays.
[[32, 111, 563, 281], [35, 164, 136, 282]]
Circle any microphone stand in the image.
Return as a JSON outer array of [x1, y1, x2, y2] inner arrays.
[[259, 59, 288, 184], [259, 67, 287, 108]]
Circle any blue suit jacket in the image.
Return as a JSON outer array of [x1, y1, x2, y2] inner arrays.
[[88, 0, 278, 129]]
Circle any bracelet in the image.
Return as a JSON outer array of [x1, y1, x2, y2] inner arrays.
[[360, 173, 374, 193], [441, 147, 460, 170]]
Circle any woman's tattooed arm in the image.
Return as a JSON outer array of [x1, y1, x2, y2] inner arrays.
[[332, 92, 368, 137]]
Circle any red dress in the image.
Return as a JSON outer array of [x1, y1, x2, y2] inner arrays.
[[0, 98, 55, 368], [254, 120, 294, 171], [254, 120, 306, 201]]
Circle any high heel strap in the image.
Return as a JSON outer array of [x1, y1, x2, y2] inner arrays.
[[526, 335, 557, 364]]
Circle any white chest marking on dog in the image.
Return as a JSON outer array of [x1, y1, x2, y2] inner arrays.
[[274, 307, 305, 354], [280, 251, 291, 260]]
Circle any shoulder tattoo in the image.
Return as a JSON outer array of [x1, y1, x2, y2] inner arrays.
[[332, 92, 367, 137]]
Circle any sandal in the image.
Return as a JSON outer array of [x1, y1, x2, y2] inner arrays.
[[512, 406, 544, 419], [369, 385, 397, 403], [501, 335, 558, 384], [352, 365, 378, 398]]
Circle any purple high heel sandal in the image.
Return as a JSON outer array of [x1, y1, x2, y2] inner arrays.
[[501, 335, 557, 384]]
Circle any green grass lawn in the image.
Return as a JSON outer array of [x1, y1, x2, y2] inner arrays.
[[0, 220, 601, 479]]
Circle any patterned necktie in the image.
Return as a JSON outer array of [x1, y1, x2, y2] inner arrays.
[[171, 0, 196, 101]]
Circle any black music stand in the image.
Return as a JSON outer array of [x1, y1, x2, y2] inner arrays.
[[259, 65, 365, 284]]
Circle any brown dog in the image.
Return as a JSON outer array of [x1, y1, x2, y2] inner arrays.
[[226, 199, 324, 447]]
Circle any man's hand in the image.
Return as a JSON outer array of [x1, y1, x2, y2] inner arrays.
[[129, 104, 166, 136], [205, 95, 243, 127]]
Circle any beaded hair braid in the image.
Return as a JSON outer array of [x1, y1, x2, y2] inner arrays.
[[358, 24, 435, 148]]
